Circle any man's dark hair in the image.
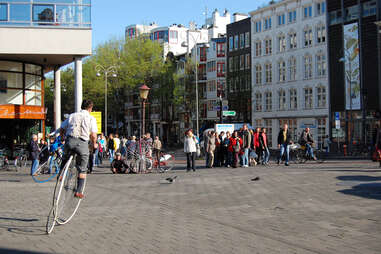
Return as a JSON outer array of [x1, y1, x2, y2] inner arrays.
[[81, 99, 93, 110]]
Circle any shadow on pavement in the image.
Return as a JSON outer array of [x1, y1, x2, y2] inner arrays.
[[0, 216, 46, 236], [337, 173, 381, 200], [337, 175, 381, 182], [0, 248, 50, 254]]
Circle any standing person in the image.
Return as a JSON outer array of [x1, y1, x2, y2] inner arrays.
[[229, 131, 242, 168], [206, 131, 216, 168], [277, 123, 293, 166], [223, 132, 231, 167], [375, 125, 381, 167], [153, 136, 162, 168], [204, 131, 211, 168], [29, 134, 40, 176], [98, 133, 106, 164], [59, 99, 98, 198], [145, 132, 153, 158], [241, 124, 251, 168], [114, 134, 121, 153], [108, 134, 115, 162], [253, 127, 262, 163], [214, 132, 221, 167], [260, 128, 270, 165], [184, 129, 198, 171], [218, 131, 226, 167], [87, 142, 94, 174]]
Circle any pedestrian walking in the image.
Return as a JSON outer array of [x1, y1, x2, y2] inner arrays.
[[277, 123, 293, 166], [184, 129, 198, 171], [253, 127, 262, 163], [153, 136, 162, 168], [206, 131, 216, 168], [260, 128, 270, 165], [108, 134, 115, 162]]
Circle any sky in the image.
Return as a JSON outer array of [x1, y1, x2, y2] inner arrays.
[[91, 0, 269, 48]]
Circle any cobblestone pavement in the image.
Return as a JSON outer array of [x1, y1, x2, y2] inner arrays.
[[0, 160, 381, 254]]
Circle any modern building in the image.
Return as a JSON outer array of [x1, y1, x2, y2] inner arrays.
[[226, 14, 252, 124], [125, 23, 158, 40], [0, 0, 92, 148], [250, 0, 329, 148], [327, 0, 380, 150]]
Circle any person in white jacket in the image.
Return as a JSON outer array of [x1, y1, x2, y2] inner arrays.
[[184, 129, 198, 172]]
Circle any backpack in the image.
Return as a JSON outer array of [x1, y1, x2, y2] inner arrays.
[[234, 139, 241, 152]]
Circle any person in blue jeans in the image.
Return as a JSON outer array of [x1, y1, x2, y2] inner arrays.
[[241, 124, 252, 168], [277, 124, 293, 166], [29, 134, 40, 175], [299, 128, 316, 160]]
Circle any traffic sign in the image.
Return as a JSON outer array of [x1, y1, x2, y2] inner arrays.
[[335, 112, 340, 121], [223, 111, 236, 116]]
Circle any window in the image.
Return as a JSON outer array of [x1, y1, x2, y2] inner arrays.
[[288, 57, 297, 81], [317, 118, 326, 149], [278, 60, 286, 82], [254, 92, 262, 112], [207, 100, 217, 111], [289, 32, 297, 49], [265, 92, 272, 111], [265, 63, 272, 84], [304, 28, 313, 47], [278, 34, 286, 52], [288, 10, 296, 23], [304, 55, 313, 79], [0, 4, 8, 21], [217, 62, 225, 77], [278, 90, 286, 110], [289, 88, 297, 110], [217, 43, 225, 57], [245, 54, 250, 70], [255, 64, 262, 85], [316, 2, 326, 16], [317, 86, 326, 108], [239, 33, 245, 49], [234, 35, 239, 50], [316, 25, 326, 43], [265, 39, 272, 55], [255, 21, 262, 33], [255, 41, 262, 57], [229, 36, 233, 52], [240, 55, 245, 70], [304, 87, 313, 109], [316, 53, 326, 77], [229, 57, 233, 72], [278, 14, 285, 26], [245, 32, 250, 48], [304, 6, 313, 18], [207, 80, 216, 92], [169, 30, 178, 42], [264, 17, 272, 30], [207, 61, 216, 72]]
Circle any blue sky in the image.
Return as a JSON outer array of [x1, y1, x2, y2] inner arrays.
[[91, 0, 268, 48]]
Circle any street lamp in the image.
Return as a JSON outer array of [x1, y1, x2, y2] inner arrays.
[[181, 37, 209, 137], [139, 84, 150, 137], [219, 94, 223, 124], [95, 64, 117, 137]]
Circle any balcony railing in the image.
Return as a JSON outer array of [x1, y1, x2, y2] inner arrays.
[[0, 0, 91, 28]]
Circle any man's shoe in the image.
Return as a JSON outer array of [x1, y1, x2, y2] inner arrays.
[[285, 163, 290, 166], [277, 160, 280, 165], [74, 192, 84, 199]]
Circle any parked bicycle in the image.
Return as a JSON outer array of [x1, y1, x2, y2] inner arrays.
[[294, 144, 324, 164]]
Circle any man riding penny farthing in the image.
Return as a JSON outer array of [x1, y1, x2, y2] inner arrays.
[[46, 99, 98, 234]]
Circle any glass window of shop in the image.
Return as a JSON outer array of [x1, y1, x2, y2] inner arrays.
[[0, 61, 43, 106]]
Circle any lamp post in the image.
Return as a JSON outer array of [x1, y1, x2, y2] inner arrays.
[[139, 84, 150, 138], [219, 94, 223, 124], [95, 65, 117, 137], [181, 35, 209, 137]]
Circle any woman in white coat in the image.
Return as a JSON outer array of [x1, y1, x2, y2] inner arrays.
[[184, 129, 198, 171]]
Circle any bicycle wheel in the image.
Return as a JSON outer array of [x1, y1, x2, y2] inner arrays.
[[32, 157, 59, 183], [160, 154, 174, 172], [56, 156, 85, 225], [46, 163, 66, 234]]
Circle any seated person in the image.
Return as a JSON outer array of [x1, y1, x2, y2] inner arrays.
[[111, 153, 129, 174]]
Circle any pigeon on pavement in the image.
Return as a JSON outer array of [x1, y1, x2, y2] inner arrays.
[[165, 176, 177, 183], [251, 176, 260, 181]]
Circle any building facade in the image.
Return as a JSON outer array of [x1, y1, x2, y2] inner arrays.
[[0, 0, 91, 149], [250, 0, 329, 148], [327, 0, 380, 150], [226, 15, 252, 124]]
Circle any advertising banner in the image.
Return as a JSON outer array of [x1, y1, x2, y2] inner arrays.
[[90, 112, 102, 134], [343, 22, 361, 110]]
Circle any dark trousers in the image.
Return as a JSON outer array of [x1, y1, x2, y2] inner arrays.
[[186, 152, 196, 170], [233, 151, 239, 168], [226, 151, 232, 166]]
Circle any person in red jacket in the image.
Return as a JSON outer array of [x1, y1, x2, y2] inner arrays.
[[253, 127, 261, 163], [229, 131, 243, 168]]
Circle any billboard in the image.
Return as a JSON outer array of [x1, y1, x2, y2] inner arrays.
[[90, 112, 102, 134], [343, 22, 361, 110]]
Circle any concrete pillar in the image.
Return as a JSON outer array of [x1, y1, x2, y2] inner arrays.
[[54, 68, 61, 130], [74, 57, 83, 112]]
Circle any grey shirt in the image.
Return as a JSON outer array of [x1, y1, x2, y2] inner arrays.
[[60, 110, 97, 141]]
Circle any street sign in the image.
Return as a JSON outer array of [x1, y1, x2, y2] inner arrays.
[[223, 111, 236, 116], [335, 120, 340, 129], [335, 112, 340, 121]]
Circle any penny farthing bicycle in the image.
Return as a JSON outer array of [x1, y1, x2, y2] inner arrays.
[[46, 154, 86, 234]]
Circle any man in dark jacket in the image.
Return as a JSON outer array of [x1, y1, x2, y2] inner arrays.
[[29, 134, 40, 175], [299, 128, 316, 160], [111, 153, 129, 173], [277, 124, 292, 166]]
